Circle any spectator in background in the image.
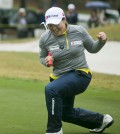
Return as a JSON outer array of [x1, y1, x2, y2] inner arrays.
[[27, 10, 38, 37], [88, 9, 99, 28], [0, 14, 4, 39], [118, 6, 120, 17], [11, 8, 28, 38], [36, 6, 45, 24], [98, 9, 107, 26], [66, 3, 78, 24]]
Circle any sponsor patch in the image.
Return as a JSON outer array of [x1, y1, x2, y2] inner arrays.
[[49, 45, 59, 51], [71, 40, 82, 46]]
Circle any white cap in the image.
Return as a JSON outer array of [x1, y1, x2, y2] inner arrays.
[[68, 4, 75, 10], [45, 7, 65, 25], [19, 8, 26, 13]]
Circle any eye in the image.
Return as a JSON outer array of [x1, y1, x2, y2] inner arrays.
[[48, 25, 53, 28], [55, 24, 59, 27]]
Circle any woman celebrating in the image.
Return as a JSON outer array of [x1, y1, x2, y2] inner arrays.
[[39, 7, 114, 134]]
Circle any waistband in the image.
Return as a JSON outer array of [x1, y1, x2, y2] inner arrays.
[[76, 68, 92, 75], [50, 68, 92, 80]]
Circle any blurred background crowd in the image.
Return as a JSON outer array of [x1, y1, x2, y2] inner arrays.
[[0, 0, 120, 39]]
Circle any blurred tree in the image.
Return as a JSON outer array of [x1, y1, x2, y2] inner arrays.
[[20, 0, 26, 8], [14, 0, 120, 11], [50, 0, 57, 7], [43, 0, 50, 10]]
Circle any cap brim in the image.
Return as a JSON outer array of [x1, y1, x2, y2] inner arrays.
[[46, 18, 62, 25]]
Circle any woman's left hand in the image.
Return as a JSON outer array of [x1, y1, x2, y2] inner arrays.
[[97, 32, 107, 42]]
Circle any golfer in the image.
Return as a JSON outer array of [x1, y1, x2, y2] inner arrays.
[[39, 7, 114, 134]]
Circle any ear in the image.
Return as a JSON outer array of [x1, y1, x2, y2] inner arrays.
[[62, 17, 66, 24]]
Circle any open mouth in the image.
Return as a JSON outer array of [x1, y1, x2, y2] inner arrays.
[[53, 30, 59, 33]]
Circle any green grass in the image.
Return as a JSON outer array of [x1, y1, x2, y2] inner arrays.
[[0, 52, 52, 80], [0, 52, 120, 133], [0, 77, 47, 134], [0, 77, 120, 134], [88, 24, 120, 41]]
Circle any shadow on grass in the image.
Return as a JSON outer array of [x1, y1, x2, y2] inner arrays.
[[65, 132, 89, 134], [65, 132, 111, 134]]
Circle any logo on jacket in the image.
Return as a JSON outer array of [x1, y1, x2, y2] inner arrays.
[[49, 45, 59, 51], [71, 40, 83, 46]]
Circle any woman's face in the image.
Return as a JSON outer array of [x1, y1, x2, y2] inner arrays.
[[48, 19, 67, 36]]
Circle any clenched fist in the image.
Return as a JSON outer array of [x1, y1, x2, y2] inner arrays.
[[97, 32, 107, 43]]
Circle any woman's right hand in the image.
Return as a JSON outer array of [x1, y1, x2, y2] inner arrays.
[[45, 55, 53, 67]]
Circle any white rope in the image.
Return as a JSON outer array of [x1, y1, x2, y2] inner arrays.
[[40, 22, 48, 31]]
